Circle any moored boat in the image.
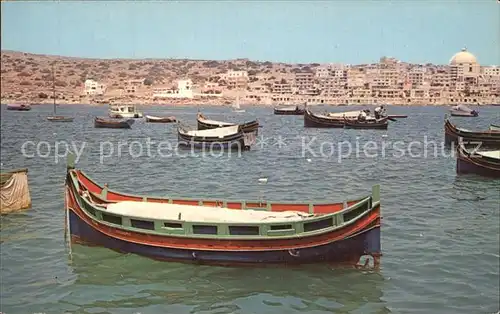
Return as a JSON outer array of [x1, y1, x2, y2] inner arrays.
[[456, 143, 500, 178], [6, 104, 31, 111], [197, 113, 259, 134], [178, 123, 255, 150], [490, 124, 500, 131], [94, 117, 135, 129], [1, 168, 32, 214], [47, 116, 75, 122], [47, 63, 74, 122], [64, 157, 382, 267], [444, 118, 500, 147], [109, 104, 143, 118], [343, 117, 389, 130], [274, 105, 305, 115], [303, 108, 345, 128], [450, 104, 478, 117], [145, 115, 176, 123]]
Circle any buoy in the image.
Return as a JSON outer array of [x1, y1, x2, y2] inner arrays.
[[307, 159, 311, 162], [258, 178, 268, 183]]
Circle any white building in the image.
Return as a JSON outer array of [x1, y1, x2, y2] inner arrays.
[[153, 79, 194, 99], [315, 67, 330, 78], [449, 48, 481, 81], [482, 66, 500, 76], [223, 70, 248, 80], [84, 79, 106, 96]]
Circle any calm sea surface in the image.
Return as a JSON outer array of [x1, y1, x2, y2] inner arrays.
[[1, 104, 499, 314]]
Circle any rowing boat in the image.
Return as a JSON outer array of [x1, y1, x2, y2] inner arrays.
[[145, 115, 176, 123], [64, 155, 382, 267]]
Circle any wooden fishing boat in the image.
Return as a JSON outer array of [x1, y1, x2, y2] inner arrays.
[[303, 108, 346, 128], [450, 104, 478, 117], [47, 116, 75, 122], [197, 113, 259, 134], [47, 63, 74, 122], [274, 105, 305, 115], [145, 115, 176, 123], [343, 117, 389, 130], [94, 117, 135, 129], [444, 118, 500, 147], [456, 143, 500, 178], [6, 104, 31, 111], [1, 168, 31, 214], [178, 123, 255, 150], [64, 156, 382, 267], [490, 124, 500, 131]]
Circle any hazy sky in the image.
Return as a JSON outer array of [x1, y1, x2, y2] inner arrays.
[[1, 1, 499, 65]]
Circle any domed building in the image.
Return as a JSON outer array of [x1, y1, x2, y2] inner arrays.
[[449, 47, 481, 82], [449, 48, 478, 65]]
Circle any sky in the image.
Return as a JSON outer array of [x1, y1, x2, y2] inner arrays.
[[1, 1, 499, 65]]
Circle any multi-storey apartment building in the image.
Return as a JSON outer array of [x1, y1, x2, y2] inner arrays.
[[272, 81, 293, 94], [294, 70, 315, 93]]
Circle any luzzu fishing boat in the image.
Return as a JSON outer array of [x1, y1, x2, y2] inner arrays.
[[177, 123, 255, 150], [64, 155, 382, 267], [444, 118, 500, 148], [197, 113, 259, 134], [456, 143, 500, 178]]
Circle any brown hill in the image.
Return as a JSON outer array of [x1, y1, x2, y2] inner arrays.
[[0, 50, 300, 104]]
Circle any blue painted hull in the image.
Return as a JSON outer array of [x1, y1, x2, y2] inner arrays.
[[69, 210, 381, 266]]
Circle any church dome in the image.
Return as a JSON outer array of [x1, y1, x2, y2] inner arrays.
[[449, 48, 477, 65]]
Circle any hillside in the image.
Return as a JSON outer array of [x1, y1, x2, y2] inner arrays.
[[0, 50, 308, 105]]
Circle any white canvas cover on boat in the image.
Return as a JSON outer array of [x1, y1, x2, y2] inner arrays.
[[277, 106, 297, 111], [103, 201, 314, 223], [1, 171, 31, 214], [327, 110, 363, 118], [477, 150, 500, 160], [180, 125, 240, 137]]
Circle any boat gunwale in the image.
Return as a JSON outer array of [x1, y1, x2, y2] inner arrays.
[[74, 169, 371, 207], [445, 119, 500, 138], [68, 174, 379, 242], [197, 114, 259, 131]]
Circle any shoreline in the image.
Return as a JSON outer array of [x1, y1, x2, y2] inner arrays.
[[3, 97, 498, 107]]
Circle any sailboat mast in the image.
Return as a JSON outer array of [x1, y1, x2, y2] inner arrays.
[[52, 62, 56, 114]]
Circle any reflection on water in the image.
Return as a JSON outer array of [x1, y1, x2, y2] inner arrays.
[[66, 245, 388, 313]]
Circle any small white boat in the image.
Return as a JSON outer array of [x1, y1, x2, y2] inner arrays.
[[109, 104, 143, 118], [450, 104, 478, 117], [145, 115, 176, 123]]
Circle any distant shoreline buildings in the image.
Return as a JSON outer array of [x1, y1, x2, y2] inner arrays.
[[1, 48, 499, 105]]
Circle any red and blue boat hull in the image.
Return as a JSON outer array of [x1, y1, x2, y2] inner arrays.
[[68, 210, 380, 266]]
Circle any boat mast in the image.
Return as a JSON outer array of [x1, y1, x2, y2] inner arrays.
[[52, 62, 56, 114]]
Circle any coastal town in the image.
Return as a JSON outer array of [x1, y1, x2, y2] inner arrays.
[[1, 47, 499, 106]]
